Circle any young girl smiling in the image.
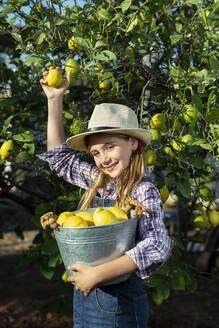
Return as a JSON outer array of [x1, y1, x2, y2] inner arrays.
[[39, 67, 172, 328]]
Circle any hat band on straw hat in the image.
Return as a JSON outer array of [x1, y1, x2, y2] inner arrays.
[[86, 126, 120, 132]]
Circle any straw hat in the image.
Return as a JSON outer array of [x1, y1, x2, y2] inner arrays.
[[66, 103, 152, 151]]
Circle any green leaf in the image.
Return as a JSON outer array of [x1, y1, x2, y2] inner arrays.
[[40, 261, 54, 280], [35, 202, 52, 216], [98, 8, 110, 20], [41, 239, 59, 255], [184, 0, 200, 4], [101, 72, 115, 84], [192, 93, 203, 112], [22, 143, 35, 154], [127, 16, 138, 32], [144, 275, 165, 288], [13, 131, 34, 142], [206, 109, 219, 123], [152, 285, 170, 305], [177, 181, 191, 198], [37, 32, 46, 45], [48, 253, 62, 267], [54, 17, 65, 25], [94, 40, 106, 49], [120, 0, 132, 13], [9, 16, 17, 26], [170, 34, 183, 44], [15, 151, 32, 163], [95, 50, 117, 61], [24, 55, 44, 67], [190, 157, 204, 169], [172, 273, 185, 290], [209, 56, 219, 71], [11, 32, 22, 42]]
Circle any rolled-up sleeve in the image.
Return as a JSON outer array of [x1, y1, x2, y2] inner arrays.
[[125, 182, 173, 279], [37, 142, 97, 190]]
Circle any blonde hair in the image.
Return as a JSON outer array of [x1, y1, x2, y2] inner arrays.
[[79, 134, 146, 209]]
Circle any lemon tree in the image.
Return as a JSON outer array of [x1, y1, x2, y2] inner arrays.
[[0, 0, 218, 309]]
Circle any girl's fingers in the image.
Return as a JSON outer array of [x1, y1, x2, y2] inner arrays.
[[43, 71, 48, 77]]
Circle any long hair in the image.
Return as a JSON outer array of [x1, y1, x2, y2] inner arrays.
[[79, 134, 146, 209]]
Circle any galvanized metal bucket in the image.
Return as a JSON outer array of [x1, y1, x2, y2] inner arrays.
[[54, 207, 137, 285]]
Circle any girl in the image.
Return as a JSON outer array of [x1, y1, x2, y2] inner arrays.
[[39, 67, 172, 328]]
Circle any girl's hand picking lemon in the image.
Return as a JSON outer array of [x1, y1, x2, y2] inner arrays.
[[40, 66, 72, 99]]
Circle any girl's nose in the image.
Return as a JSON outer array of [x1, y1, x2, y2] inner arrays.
[[101, 153, 111, 165]]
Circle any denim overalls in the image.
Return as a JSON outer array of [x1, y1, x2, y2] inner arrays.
[[73, 196, 149, 328]]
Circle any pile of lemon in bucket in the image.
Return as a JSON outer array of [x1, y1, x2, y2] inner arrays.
[[57, 207, 128, 228]]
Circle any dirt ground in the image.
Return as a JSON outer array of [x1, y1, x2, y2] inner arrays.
[[0, 230, 219, 328]]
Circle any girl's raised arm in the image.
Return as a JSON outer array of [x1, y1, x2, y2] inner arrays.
[[40, 67, 71, 150]]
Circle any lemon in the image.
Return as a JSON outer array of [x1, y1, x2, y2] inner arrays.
[[108, 207, 128, 220], [99, 81, 111, 92], [61, 270, 68, 283], [183, 105, 198, 124], [172, 141, 182, 151], [193, 216, 209, 231], [199, 185, 214, 201], [145, 149, 156, 165], [45, 68, 63, 88], [65, 59, 80, 76], [76, 211, 94, 226], [159, 186, 169, 203], [163, 146, 174, 158], [209, 210, 219, 227], [68, 36, 80, 51], [93, 208, 120, 226], [62, 215, 88, 228], [0, 140, 14, 160], [150, 114, 166, 130], [181, 134, 194, 146], [150, 129, 161, 142], [57, 211, 75, 226]]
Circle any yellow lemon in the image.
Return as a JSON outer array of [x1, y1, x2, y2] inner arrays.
[[159, 186, 169, 203], [57, 211, 75, 226], [61, 270, 68, 283], [65, 59, 80, 76], [93, 208, 120, 226], [145, 149, 156, 165], [150, 113, 166, 130], [68, 36, 80, 51], [183, 105, 198, 124], [62, 215, 88, 228], [99, 81, 111, 92], [108, 207, 128, 220], [193, 216, 210, 231], [0, 140, 14, 160], [76, 211, 94, 226], [209, 210, 219, 228], [150, 129, 161, 142], [172, 141, 182, 151], [163, 146, 174, 158], [45, 68, 63, 88]]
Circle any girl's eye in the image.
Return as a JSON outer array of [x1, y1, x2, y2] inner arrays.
[[107, 145, 114, 150]]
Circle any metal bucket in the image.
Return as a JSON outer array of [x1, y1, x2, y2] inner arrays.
[[54, 207, 137, 285]]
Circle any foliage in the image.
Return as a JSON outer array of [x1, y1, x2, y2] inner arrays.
[[0, 0, 218, 309]]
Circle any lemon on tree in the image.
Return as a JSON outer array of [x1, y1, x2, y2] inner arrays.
[[108, 207, 128, 220], [65, 59, 80, 76], [45, 68, 63, 88], [76, 211, 94, 226], [182, 104, 199, 125], [61, 270, 68, 283], [99, 81, 111, 93], [68, 36, 80, 51], [172, 140, 182, 151], [93, 208, 120, 226], [150, 129, 161, 142], [209, 210, 219, 227], [0, 139, 14, 160], [150, 113, 166, 131], [159, 185, 169, 203], [145, 149, 156, 165], [193, 216, 210, 231], [163, 146, 174, 159]]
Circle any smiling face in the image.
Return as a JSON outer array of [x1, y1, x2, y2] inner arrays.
[[87, 133, 138, 179]]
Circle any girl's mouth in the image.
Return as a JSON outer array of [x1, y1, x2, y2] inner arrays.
[[104, 163, 117, 172]]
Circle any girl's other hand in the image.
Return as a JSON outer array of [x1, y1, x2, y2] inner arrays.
[[40, 66, 72, 99], [67, 264, 100, 297]]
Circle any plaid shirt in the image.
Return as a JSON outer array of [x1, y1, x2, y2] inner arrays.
[[38, 142, 172, 279]]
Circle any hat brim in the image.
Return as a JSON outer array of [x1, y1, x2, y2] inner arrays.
[[66, 128, 152, 151]]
